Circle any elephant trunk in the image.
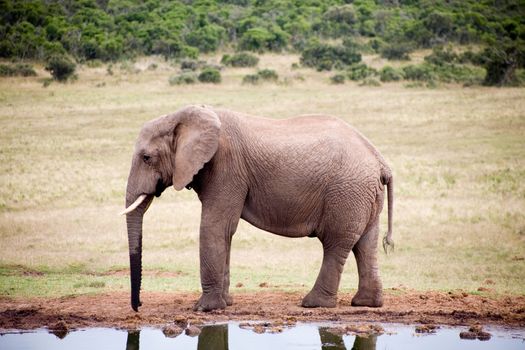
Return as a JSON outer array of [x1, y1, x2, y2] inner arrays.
[[125, 193, 153, 312]]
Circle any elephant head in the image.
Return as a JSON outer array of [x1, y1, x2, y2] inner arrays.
[[121, 105, 221, 311]]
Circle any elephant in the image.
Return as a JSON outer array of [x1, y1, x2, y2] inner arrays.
[[121, 105, 394, 312]]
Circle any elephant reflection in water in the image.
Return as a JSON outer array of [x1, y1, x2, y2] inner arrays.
[[319, 328, 377, 350], [125, 325, 228, 350], [125, 330, 139, 350], [125, 325, 376, 350]]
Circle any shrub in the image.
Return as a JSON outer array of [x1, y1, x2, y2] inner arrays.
[[15, 64, 37, 76], [380, 42, 413, 60], [320, 4, 357, 37], [242, 69, 279, 84], [238, 26, 289, 52], [481, 43, 525, 86], [330, 74, 345, 84], [242, 74, 259, 85], [181, 60, 199, 71], [402, 64, 436, 82], [198, 68, 221, 83], [300, 42, 361, 71], [0, 64, 15, 76], [185, 24, 225, 53], [424, 46, 459, 66], [257, 69, 278, 81], [0, 63, 37, 77], [402, 62, 484, 85], [359, 78, 381, 87], [380, 66, 404, 82], [45, 55, 76, 82], [169, 73, 197, 85], [222, 52, 259, 67], [347, 63, 377, 81]]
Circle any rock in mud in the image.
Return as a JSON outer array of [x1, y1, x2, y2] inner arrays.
[[460, 325, 491, 341], [185, 325, 201, 337], [162, 324, 183, 338], [459, 331, 477, 339], [172, 315, 187, 327], [415, 324, 438, 334]]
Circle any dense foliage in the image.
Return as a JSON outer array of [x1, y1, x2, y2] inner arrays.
[[0, 0, 523, 85]]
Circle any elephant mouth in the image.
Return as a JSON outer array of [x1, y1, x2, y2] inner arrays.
[[155, 179, 167, 197]]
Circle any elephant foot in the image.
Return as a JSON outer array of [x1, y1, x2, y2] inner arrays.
[[193, 293, 227, 312], [301, 290, 337, 308], [223, 293, 233, 306], [351, 290, 383, 308]]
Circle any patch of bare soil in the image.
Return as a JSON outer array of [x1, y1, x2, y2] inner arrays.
[[0, 290, 524, 331]]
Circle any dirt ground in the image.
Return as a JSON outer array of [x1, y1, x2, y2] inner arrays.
[[1, 289, 524, 332]]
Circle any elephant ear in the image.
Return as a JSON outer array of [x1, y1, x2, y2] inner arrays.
[[172, 105, 221, 191]]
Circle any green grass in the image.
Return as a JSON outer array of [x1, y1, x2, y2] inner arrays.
[[0, 53, 524, 298]]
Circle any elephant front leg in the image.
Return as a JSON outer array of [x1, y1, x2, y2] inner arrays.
[[222, 232, 234, 306], [193, 225, 228, 312], [193, 204, 241, 312]]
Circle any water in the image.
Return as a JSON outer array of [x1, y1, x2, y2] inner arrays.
[[1, 323, 523, 350]]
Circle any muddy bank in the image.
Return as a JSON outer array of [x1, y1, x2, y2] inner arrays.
[[1, 290, 524, 331]]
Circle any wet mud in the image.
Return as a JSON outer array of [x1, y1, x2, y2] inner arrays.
[[0, 290, 524, 331]]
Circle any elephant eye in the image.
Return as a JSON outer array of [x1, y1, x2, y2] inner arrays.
[[142, 154, 151, 163]]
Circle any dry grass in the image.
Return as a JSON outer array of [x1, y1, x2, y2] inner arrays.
[[0, 54, 524, 298]]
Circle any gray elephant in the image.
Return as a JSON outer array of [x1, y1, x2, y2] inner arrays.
[[121, 105, 394, 312]]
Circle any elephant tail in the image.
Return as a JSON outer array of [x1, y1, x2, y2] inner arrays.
[[381, 170, 394, 254]]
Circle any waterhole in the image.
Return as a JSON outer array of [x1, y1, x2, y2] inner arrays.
[[1, 323, 523, 350]]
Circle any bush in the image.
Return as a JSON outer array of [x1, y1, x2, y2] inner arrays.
[[359, 78, 381, 87], [330, 74, 346, 84], [347, 63, 377, 81], [0, 64, 15, 76], [180, 60, 205, 71], [300, 42, 361, 71], [402, 64, 436, 82], [45, 55, 76, 82], [242, 69, 279, 84], [221, 52, 259, 67], [198, 68, 221, 83], [402, 62, 484, 85], [0, 63, 37, 77], [424, 46, 459, 66], [238, 26, 289, 52], [257, 69, 278, 81], [380, 42, 413, 60], [481, 43, 525, 86], [242, 74, 260, 85], [379, 66, 404, 82], [169, 73, 197, 85]]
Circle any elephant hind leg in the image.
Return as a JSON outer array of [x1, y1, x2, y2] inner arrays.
[[351, 220, 383, 307], [302, 235, 357, 308]]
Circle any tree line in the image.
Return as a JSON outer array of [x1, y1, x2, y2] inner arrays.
[[0, 0, 523, 85]]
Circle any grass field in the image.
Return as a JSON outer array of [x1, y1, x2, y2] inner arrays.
[[0, 53, 524, 298]]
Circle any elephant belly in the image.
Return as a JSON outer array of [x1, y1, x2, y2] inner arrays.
[[241, 195, 319, 238]]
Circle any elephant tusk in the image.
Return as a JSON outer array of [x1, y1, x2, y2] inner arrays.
[[119, 194, 147, 216]]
